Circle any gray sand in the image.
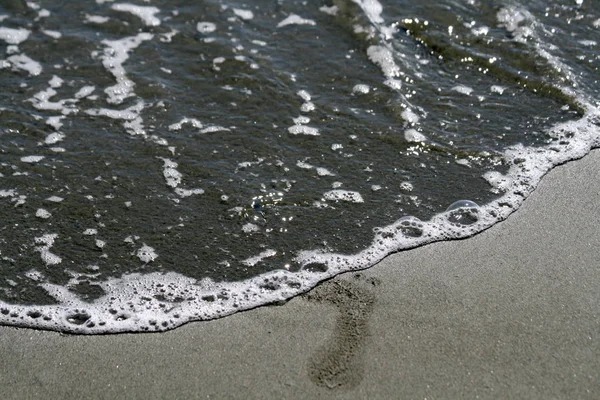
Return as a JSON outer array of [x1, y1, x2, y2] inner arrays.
[[1, 150, 599, 399]]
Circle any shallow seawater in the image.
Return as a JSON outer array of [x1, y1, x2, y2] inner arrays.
[[0, 0, 598, 333]]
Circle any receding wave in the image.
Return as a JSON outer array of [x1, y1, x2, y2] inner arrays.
[[0, 0, 598, 333]]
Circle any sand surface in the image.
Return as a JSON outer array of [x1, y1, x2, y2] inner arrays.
[[1, 150, 599, 399]]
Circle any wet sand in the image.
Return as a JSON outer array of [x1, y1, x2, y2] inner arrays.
[[1, 150, 599, 399]]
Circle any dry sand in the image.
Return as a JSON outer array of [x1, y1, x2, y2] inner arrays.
[[1, 150, 599, 399]]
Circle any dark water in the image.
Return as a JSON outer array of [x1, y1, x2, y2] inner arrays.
[[0, 0, 598, 332]]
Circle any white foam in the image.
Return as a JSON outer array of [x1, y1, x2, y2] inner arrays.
[[34, 234, 62, 266], [293, 116, 310, 125], [323, 190, 364, 203], [0, 190, 16, 198], [160, 29, 178, 43], [42, 30, 62, 39], [197, 22, 216, 33], [496, 6, 535, 43], [29, 77, 79, 114], [45, 117, 65, 132], [491, 85, 506, 94], [111, 3, 161, 27], [452, 85, 474, 95], [160, 158, 182, 188], [0, 27, 30, 44], [242, 249, 277, 267], [136, 244, 158, 263], [297, 90, 311, 101], [319, 5, 339, 16], [20, 155, 44, 163], [288, 125, 320, 135], [352, 84, 370, 94], [86, 100, 147, 137], [45, 196, 64, 203], [169, 117, 203, 131], [233, 9, 253, 20], [2, 53, 42, 76], [174, 188, 204, 197], [35, 209, 51, 219], [404, 129, 426, 142], [399, 182, 414, 191], [84, 14, 110, 24], [242, 223, 260, 233], [297, 161, 336, 176], [300, 102, 315, 112], [74, 86, 95, 99], [401, 108, 420, 124], [277, 14, 316, 28], [200, 126, 230, 133], [352, 0, 384, 24], [367, 45, 400, 78], [100, 33, 154, 104]]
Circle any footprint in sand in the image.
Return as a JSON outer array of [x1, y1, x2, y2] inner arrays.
[[304, 273, 381, 389]]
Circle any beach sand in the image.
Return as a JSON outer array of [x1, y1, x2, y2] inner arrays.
[[1, 150, 599, 399]]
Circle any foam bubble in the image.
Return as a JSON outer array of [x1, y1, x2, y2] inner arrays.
[[242, 249, 277, 267], [35, 209, 51, 219], [200, 126, 230, 133], [34, 234, 62, 266], [401, 108, 420, 124], [46, 196, 64, 203], [233, 9, 254, 21], [471, 26, 489, 36], [136, 244, 158, 263], [491, 85, 506, 95], [300, 102, 315, 112], [323, 190, 364, 203], [367, 45, 400, 78], [74, 86, 95, 99], [404, 129, 426, 142], [111, 3, 161, 27], [353, 0, 384, 24], [100, 34, 154, 104], [174, 188, 204, 197], [0, 27, 30, 45], [445, 200, 480, 225], [20, 155, 44, 163], [320, 5, 339, 16], [169, 117, 203, 131], [3, 54, 42, 76], [84, 14, 109, 24], [45, 131, 65, 144], [288, 125, 320, 135], [297, 90, 311, 102], [160, 158, 182, 188], [242, 223, 260, 233], [293, 116, 310, 125], [197, 22, 216, 33], [42, 30, 62, 39], [452, 85, 474, 96], [277, 14, 316, 28], [352, 84, 370, 94]]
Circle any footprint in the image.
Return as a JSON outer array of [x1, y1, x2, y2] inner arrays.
[[304, 273, 380, 389]]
